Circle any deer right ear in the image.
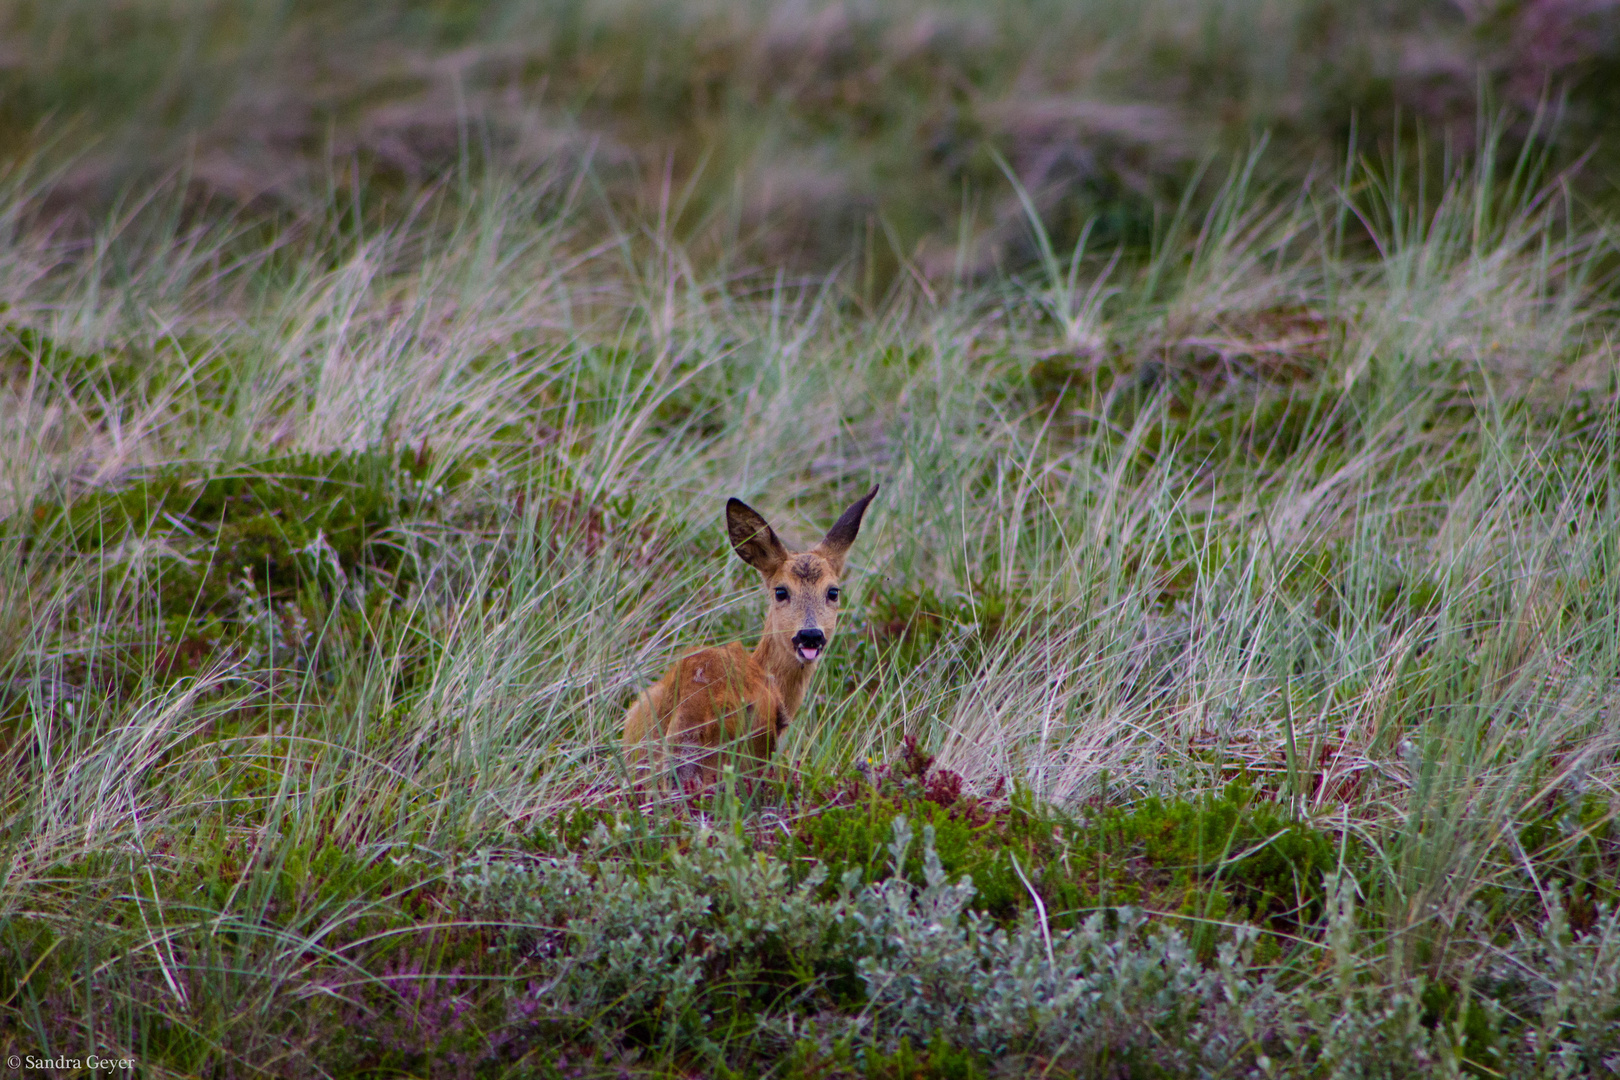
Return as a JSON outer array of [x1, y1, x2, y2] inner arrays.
[[727, 498, 788, 573], [815, 484, 878, 571]]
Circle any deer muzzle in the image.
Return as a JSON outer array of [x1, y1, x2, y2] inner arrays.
[[791, 628, 826, 663]]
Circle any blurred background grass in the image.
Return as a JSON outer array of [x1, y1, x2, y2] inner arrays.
[[5, 0, 1618, 280]]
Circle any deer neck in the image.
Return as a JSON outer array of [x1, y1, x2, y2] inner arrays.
[[753, 634, 816, 718]]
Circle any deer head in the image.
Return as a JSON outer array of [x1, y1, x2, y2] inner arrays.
[[726, 485, 879, 666]]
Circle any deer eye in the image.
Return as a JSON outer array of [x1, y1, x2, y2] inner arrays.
[[774, 586, 790, 602], [826, 587, 840, 602]]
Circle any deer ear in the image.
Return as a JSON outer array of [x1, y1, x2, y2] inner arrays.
[[727, 498, 788, 573], [815, 485, 878, 572]]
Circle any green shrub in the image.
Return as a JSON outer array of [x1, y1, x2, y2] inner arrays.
[[460, 826, 850, 1053]]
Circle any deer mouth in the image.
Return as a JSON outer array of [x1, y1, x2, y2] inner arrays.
[[791, 630, 826, 663]]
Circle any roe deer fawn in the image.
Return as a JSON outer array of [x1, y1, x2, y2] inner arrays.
[[622, 486, 879, 788]]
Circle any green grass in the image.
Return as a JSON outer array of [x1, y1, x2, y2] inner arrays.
[[2, 1, 1620, 1076]]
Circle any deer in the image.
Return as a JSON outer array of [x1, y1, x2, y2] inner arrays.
[[622, 486, 879, 790]]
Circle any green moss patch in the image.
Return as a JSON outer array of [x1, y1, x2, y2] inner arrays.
[[18, 448, 459, 615]]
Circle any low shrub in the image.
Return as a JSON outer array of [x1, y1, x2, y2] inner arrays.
[[456, 814, 1620, 1078]]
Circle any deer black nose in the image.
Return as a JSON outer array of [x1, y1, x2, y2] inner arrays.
[[792, 629, 826, 650]]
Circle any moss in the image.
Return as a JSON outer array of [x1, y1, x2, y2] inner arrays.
[[0, 916, 60, 1010], [528, 802, 676, 868], [19, 448, 462, 619], [0, 448, 476, 703], [861, 581, 1033, 671], [2, 324, 146, 401], [1111, 782, 1341, 930]]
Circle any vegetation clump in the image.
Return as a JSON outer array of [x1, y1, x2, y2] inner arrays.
[[790, 738, 1340, 961], [23, 447, 449, 606]]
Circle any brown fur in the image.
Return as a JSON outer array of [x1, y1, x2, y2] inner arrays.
[[623, 485, 878, 788]]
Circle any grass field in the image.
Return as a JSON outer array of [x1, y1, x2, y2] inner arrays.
[[3, 1, 1620, 1076]]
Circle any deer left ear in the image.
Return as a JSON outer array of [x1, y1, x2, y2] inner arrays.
[[728, 497, 789, 574], [815, 484, 878, 572]]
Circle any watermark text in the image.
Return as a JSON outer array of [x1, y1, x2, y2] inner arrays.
[[6, 1053, 137, 1072]]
